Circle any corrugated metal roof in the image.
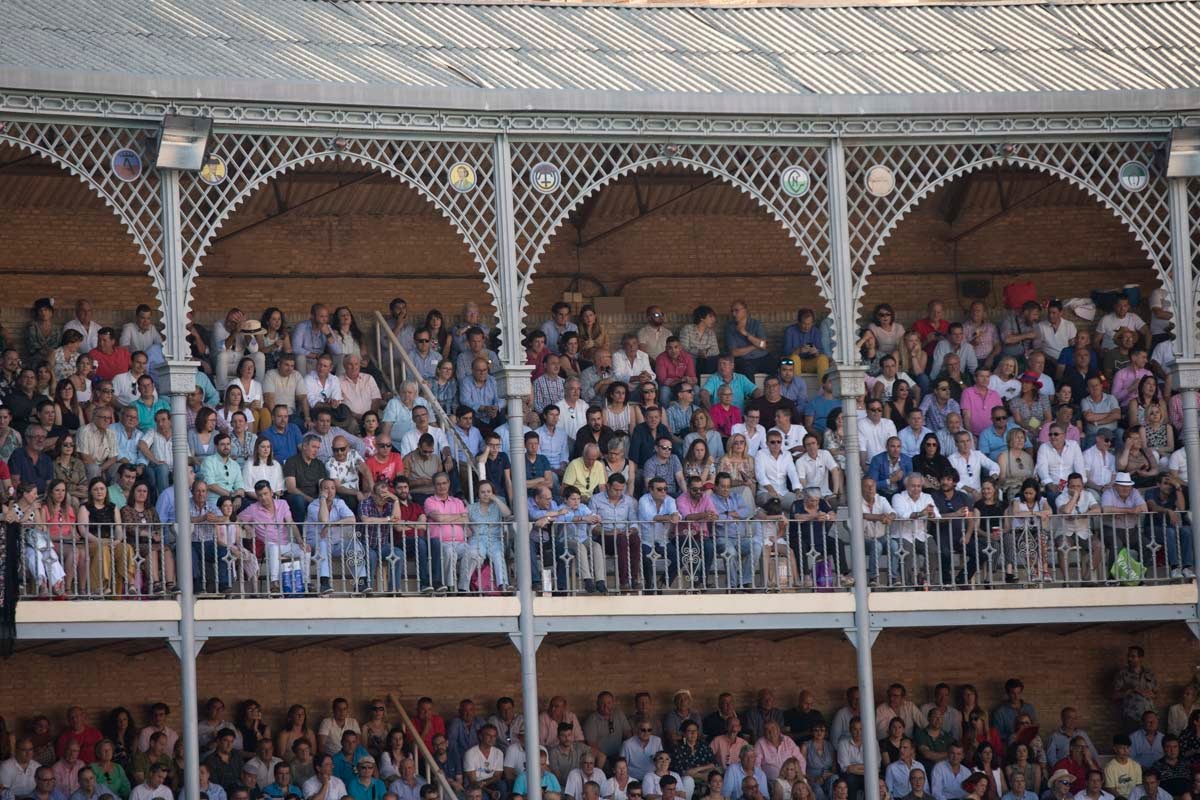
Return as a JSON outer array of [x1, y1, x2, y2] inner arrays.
[[2, 0, 1199, 115]]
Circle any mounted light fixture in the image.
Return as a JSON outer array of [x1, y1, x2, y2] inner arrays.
[[153, 114, 212, 170], [1166, 127, 1200, 178]]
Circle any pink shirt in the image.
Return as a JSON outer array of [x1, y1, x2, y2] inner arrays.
[[959, 386, 1002, 436], [755, 736, 805, 782], [1112, 366, 1152, 406], [675, 492, 717, 538], [424, 494, 467, 542], [238, 499, 295, 545], [709, 404, 743, 437]]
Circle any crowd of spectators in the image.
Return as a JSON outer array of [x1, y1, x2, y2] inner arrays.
[[1, 648, 1198, 800], [1, 287, 1193, 597]]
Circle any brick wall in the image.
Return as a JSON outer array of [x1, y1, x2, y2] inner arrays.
[[1, 625, 1196, 750], [0, 178, 1159, 350]]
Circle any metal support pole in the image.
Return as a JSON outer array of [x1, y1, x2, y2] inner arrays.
[[156, 166, 201, 800], [493, 132, 542, 800], [827, 139, 880, 800], [1166, 176, 1200, 637]]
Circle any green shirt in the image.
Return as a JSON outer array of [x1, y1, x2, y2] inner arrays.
[[90, 762, 132, 800], [914, 727, 954, 760]]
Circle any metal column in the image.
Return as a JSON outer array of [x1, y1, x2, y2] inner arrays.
[[826, 139, 880, 800], [156, 167, 201, 800], [492, 133, 543, 800], [1166, 176, 1200, 631]]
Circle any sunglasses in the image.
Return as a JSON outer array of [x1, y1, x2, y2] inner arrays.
[[415, 339, 431, 344]]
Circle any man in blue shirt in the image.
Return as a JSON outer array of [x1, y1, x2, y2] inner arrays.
[[458, 358, 503, 428], [260, 406, 305, 462], [702, 357, 758, 410], [782, 309, 831, 378], [978, 409, 1019, 462], [867, 437, 913, 499], [725, 301, 774, 378]]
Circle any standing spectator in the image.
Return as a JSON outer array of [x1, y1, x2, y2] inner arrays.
[[1112, 648, 1157, 734]]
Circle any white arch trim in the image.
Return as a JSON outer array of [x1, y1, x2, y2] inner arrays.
[[184, 150, 498, 316], [852, 155, 1171, 322], [517, 155, 836, 326]]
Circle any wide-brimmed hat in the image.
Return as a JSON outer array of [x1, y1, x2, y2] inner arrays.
[[1019, 371, 1043, 388], [1047, 770, 1074, 787], [1114, 472, 1135, 487], [239, 319, 265, 335]]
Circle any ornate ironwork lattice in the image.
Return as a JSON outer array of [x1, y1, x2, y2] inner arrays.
[[508, 140, 833, 324], [178, 133, 499, 314], [0, 119, 165, 318], [1190, 178, 1200, 345], [844, 139, 1173, 323]]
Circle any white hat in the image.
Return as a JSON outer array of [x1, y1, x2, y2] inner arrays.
[[1114, 472, 1135, 487]]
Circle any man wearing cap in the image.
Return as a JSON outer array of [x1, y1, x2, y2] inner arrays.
[[1101, 475, 1149, 566], [212, 309, 266, 391], [1045, 770, 1077, 800], [344, 756, 385, 800], [1104, 735, 1141, 800]]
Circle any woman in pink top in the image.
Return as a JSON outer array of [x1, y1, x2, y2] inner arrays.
[[709, 386, 743, 437]]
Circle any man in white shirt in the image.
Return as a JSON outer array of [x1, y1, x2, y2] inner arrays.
[[303, 354, 349, 425], [0, 737, 40, 796], [1036, 301, 1078, 362], [613, 334, 655, 390], [120, 304, 163, 355], [770, 408, 807, 457], [1055, 473, 1103, 581], [875, 684, 928, 738], [754, 432, 800, 508], [130, 764, 174, 800], [1094, 296, 1149, 351], [731, 409, 767, 457], [338, 355, 382, 425], [113, 351, 153, 408], [948, 431, 999, 502], [303, 754, 348, 800], [1036, 424, 1086, 501], [264, 354, 306, 415], [889, 475, 940, 586], [65, 299, 102, 352], [400, 406, 450, 459], [246, 739, 283, 790], [318, 699, 361, 756], [556, 379, 590, 441], [463, 725, 505, 799], [1148, 287, 1173, 339], [796, 434, 842, 502], [862, 477, 895, 586], [860, 400, 899, 467]]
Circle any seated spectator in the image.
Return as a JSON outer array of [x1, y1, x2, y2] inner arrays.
[[1116, 428, 1159, 488], [929, 744, 970, 800], [557, 380, 590, 441], [89, 328, 131, 384], [962, 302, 1000, 371], [755, 433, 799, 509], [860, 401, 899, 468], [1051, 737, 1099, 794], [723, 749, 769, 800], [1111, 350, 1152, 408], [1148, 736, 1188, 797], [513, 748, 560, 799], [204, 730, 245, 793], [899, 410, 934, 459], [1094, 296, 1148, 352], [1142, 475, 1194, 579], [1125, 770, 1168, 800], [262, 763, 302, 800], [889, 475, 940, 586], [129, 764, 172, 800], [935, 355, 970, 403], [702, 357, 758, 411], [868, 438, 913, 499], [709, 387, 743, 439], [655, 337, 695, 405], [1036, 301, 1078, 363], [533, 356, 566, 414], [919, 381, 961, 433], [549, 723, 591, 787], [784, 309, 830, 377], [960, 370, 1002, 438]]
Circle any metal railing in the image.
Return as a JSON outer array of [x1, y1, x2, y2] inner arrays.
[[13, 512, 1192, 599], [190, 520, 516, 597], [373, 311, 475, 504], [16, 520, 176, 599]]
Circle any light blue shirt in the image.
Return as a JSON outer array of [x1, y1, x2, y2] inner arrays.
[[201, 453, 245, 495], [291, 319, 341, 365], [1129, 729, 1163, 768], [449, 424, 484, 464], [722, 764, 769, 800], [537, 425, 569, 470], [703, 372, 758, 410], [930, 760, 971, 800], [978, 422, 1018, 462], [711, 491, 751, 541], [557, 503, 595, 544], [899, 426, 934, 458], [637, 493, 678, 548], [540, 320, 578, 354], [115, 424, 142, 464], [458, 376, 500, 421], [886, 760, 926, 800]]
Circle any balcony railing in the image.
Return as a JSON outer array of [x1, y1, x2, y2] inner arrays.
[[12, 511, 1193, 599]]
